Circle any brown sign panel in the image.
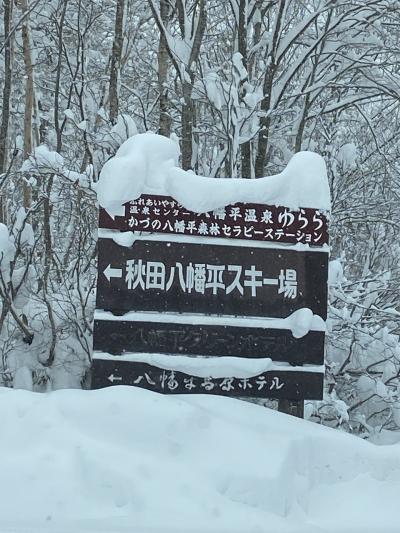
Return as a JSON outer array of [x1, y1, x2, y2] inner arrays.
[[99, 194, 328, 247], [91, 357, 324, 400], [96, 238, 328, 319], [95, 191, 328, 401], [93, 319, 325, 365]]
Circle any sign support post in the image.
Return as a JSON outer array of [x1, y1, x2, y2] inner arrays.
[[278, 399, 304, 418]]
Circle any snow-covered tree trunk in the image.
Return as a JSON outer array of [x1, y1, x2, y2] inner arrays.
[[149, 0, 207, 169], [0, 0, 13, 179], [53, 0, 68, 153], [237, 0, 251, 178], [20, 0, 37, 208], [109, 0, 125, 125], [157, 0, 171, 137], [254, 0, 286, 177]]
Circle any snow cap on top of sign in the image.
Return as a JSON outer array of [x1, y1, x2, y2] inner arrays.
[[97, 133, 181, 216], [97, 132, 330, 217]]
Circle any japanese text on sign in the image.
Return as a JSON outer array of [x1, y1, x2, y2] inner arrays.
[[96, 239, 329, 319], [123, 260, 297, 298], [127, 200, 324, 243], [99, 194, 329, 247], [141, 370, 285, 392], [92, 358, 324, 399]]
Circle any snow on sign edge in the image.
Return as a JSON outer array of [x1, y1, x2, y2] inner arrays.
[[92, 352, 325, 379], [167, 151, 330, 214], [96, 133, 331, 217], [94, 307, 327, 338]]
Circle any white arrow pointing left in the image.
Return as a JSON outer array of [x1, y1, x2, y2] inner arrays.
[[103, 264, 123, 282], [108, 374, 122, 383]]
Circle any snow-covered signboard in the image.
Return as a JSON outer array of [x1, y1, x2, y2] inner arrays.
[[92, 134, 330, 401]]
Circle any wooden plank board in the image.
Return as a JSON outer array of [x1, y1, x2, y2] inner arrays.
[[99, 194, 329, 247], [91, 357, 324, 400], [96, 238, 328, 319], [93, 319, 325, 365]]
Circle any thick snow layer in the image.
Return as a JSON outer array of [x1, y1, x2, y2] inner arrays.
[[337, 142, 358, 170], [97, 133, 180, 216], [104, 114, 138, 147], [20, 144, 64, 173], [95, 308, 326, 337], [14, 207, 34, 247], [20, 145, 94, 189], [95, 353, 275, 378], [0, 223, 14, 256], [167, 152, 330, 213], [328, 258, 344, 287], [96, 133, 330, 216], [93, 353, 324, 378], [0, 223, 16, 282], [0, 387, 399, 533]]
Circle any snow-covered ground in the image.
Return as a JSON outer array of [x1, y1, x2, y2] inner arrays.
[[1, 387, 399, 533]]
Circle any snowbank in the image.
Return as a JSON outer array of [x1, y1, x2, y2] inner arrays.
[[96, 133, 330, 216], [0, 387, 399, 533]]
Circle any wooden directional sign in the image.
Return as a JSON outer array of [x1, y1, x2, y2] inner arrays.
[[93, 316, 325, 365], [91, 358, 324, 400], [99, 194, 329, 247], [96, 238, 328, 319], [93, 192, 329, 401]]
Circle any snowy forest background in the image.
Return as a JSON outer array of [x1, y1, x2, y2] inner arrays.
[[0, 0, 399, 437]]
